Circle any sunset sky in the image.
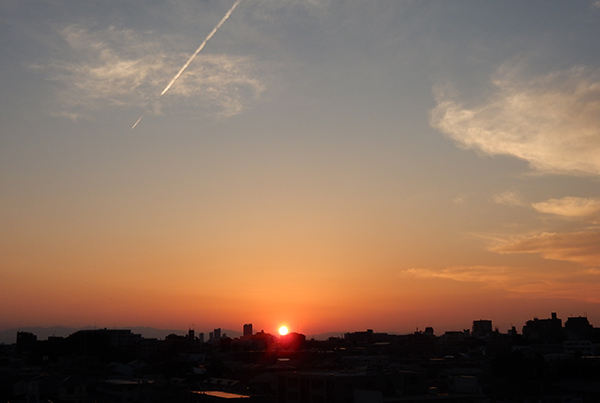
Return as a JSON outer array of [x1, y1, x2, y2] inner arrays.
[[2, 0, 600, 337]]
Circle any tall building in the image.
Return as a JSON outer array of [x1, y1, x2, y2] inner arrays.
[[214, 328, 221, 340], [472, 320, 492, 339], [243, 323, 253, 338]]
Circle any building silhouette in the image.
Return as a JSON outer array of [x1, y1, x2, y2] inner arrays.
[[211, 328, 221, 342], [16, 331, 37, 353], [565, 316, 593, 340], [522, 312, 563, 343], [472, 320, 492, 339], [8, 313, 600, 402]]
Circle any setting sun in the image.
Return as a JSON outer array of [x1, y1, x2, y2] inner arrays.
[[278, 326, 289, 336]]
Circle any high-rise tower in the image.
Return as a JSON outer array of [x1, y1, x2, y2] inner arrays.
[[243, 323, 253, 338]]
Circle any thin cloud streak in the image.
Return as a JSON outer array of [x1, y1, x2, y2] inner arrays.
[[402, 266, 513, 286], [532, 197, 600, 218], [491, 230, 600, 267], [509, 281, 600, 304], [493, 191, 526, 207], [403, 265, 600, 303]]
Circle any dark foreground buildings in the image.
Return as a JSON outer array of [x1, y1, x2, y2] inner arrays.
[[2, 313, 600, 402]]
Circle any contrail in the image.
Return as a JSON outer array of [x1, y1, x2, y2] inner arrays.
[[131, 113, 145, 130], [160, 0, 242, 97], [132, 0, 242, 129]]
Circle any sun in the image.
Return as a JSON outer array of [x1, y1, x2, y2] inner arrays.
[[278, 326, 289, 336]]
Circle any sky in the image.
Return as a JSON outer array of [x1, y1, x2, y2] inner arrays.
[[1, 0, 600, 337]]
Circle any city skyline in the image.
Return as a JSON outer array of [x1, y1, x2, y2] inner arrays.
[[2, 1, 600, 336], [2, 311, 598, 344], [6, 311, 600, 401]]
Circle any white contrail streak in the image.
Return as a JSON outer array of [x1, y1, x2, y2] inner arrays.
[[131, 113, 145, 129], [132, 0, 242, 129], [160, 0, 242, 97]]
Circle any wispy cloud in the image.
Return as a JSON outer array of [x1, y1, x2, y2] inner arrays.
[[403, 265, 600, 303], [532, 196, 600, 218], [165, 54, 265, 116], [493, 191, 526, 207], [491, 230, 600, 267], [508, 281, 600, 303], [39, 24, 265, 120], [430, 64, 600, 176], [453, 194, 467, 204], [402, 266, 513, 286]]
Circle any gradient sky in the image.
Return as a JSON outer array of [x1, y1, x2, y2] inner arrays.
[[2, 0, 600, 337]]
